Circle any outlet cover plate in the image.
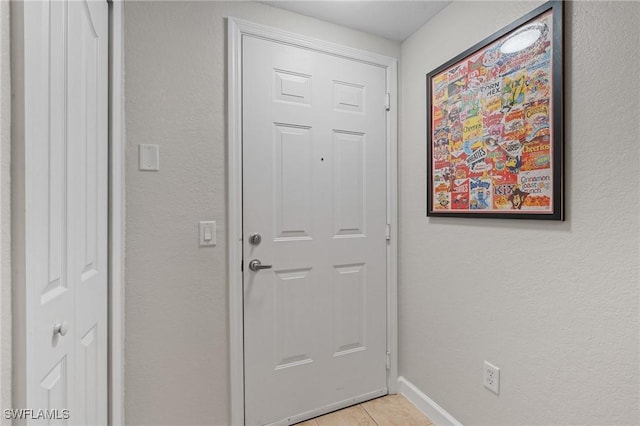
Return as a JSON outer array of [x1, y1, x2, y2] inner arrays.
[[139, 144, 160, 171], [484, 361, 500, 394]]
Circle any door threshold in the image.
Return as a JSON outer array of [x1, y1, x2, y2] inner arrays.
[[265, 388, 388, 426]]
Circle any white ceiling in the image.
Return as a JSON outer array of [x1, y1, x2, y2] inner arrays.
[[260, 1, 451, 42]]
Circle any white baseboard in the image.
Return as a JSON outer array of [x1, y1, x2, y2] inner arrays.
[[397, 376, 463, 426]]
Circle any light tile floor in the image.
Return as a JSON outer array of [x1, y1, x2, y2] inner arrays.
[[295, 394, 434, 426]]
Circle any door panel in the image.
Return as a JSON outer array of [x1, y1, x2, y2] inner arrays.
[[274, 268, 315, 370], [69, 1, 108, 423], [333, 263, 366, 355], [78, 326, 99, 425], [25, 0, 108, 423], [274, 124, 313, 240], [39, 358, 68, 415], [26, 0, 77, 418], [44, 0, 67, 305], [333, 81, 365, 113], [333, 131, 366, 236], [243, 36, 388, 425]]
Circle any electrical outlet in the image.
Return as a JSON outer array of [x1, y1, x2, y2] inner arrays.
[[483, 361, 500, 394]]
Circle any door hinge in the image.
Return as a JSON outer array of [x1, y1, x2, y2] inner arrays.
[[385, 223, 391, 241], [386, 352, 391, 370], [241, 259, 244, 271], [385, 93, 391, 111]]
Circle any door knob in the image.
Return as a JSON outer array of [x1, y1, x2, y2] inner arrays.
[[248, 259, 272, 272], [53, 321, 68, 337]]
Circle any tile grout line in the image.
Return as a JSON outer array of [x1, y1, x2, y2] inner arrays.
[[359, 402, 380, 426]]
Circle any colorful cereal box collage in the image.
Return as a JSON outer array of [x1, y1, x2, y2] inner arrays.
[[429, 11, 554, 214]]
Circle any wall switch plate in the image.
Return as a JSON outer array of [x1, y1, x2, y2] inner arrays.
[[199, 221, 216, 247], [139, 144, 159, 171], [483, 361, 500, 394]]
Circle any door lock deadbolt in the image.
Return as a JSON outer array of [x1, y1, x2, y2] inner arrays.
[[249, 233, 262, 246]]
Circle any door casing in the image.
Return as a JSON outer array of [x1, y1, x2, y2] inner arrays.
[[107, 0, 125, 424], [227, 17, 398, 426]]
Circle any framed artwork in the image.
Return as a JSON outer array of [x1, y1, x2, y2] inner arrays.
[[426, 1, 563, 220]]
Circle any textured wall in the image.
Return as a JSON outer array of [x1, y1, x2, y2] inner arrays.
[[399, 1, 639, 424], [0, 1, 10, 419], [123, 2, 399, 425]]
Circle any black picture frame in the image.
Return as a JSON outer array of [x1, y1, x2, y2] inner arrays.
[[426, 1, 563, 220]]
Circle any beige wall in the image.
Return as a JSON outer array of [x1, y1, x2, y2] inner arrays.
[[125, 1, 640, 424], [123, 2, 399, 424], [399, 1, 639, 424]]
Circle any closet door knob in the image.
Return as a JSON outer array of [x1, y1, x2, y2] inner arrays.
[[53, 321, 69, 337]]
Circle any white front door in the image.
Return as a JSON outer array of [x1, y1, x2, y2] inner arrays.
[[24, 0, 108, 423], [243, 36, 389, 425]]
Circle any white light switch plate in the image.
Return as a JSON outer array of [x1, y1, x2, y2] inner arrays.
[[199, 221, 216, 247], [139, 144, 159, 171]]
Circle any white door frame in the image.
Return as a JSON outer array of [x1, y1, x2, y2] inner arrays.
[[227, 18, 398, 426], [108, 0, 125, 425]]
